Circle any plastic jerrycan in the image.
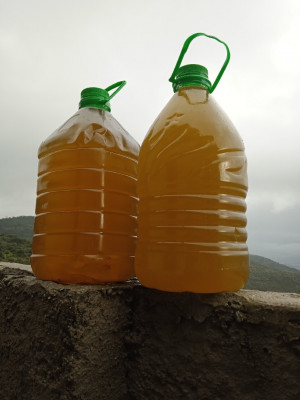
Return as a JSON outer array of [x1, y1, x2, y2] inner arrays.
[[31, 81, 140, 284], [135, 33, 249, 293]]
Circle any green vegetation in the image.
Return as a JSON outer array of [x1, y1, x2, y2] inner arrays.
[[245, 255, 300, 294], [0, 217, 299, 293], [0, 217, 34, 264], [0, 216, 34, 241], [0, 234, 32, 265]]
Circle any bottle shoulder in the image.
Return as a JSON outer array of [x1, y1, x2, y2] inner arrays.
[[143, 88, 244, 152], [38, 108, 139, 159], [139, 89, 247, 193]]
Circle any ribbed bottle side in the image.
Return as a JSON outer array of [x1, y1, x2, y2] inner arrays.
[[138, 192, 247, 255], [135, 89, 249, 291], [138, 146, 248, 254], [31, 147, 138, 282], [32, 147, 138, 253]]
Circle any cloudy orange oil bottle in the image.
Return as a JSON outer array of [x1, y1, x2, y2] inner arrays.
[[135, 33, 249, 293], [31, 81, 140, 283]]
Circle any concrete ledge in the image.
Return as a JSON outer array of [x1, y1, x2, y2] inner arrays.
[[0, 263, 135, 400], [128, 287, 300, 400], [1, 263, 300, 400]]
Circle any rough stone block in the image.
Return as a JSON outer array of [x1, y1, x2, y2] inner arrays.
[[127, 287, 300, 400], [0, 263, 134, 400], [1, 263, 299, 400]]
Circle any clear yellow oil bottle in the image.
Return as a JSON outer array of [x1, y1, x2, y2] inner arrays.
[[31, 82, 140, 283], [135, 34, 249, 293]]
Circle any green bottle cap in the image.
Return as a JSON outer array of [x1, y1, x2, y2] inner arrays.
[[169, 33, 231, 94], [79, 81, 126, 112], [172, 64, 211, 92]]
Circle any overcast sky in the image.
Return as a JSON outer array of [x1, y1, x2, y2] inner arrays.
[[0, 0, 299, 266]]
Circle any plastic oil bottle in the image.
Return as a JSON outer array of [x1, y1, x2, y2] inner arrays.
[[31, 81, 140, 283], [135, 33, 249, 293]]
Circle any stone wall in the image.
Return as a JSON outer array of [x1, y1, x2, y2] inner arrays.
[[1, 263, 300, 400]]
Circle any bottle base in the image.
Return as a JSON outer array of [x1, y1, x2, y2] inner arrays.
[[30, 254, 135, 284], [135, 248, 249, 293]]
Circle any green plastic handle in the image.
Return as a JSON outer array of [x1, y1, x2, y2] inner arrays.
[[105, 81, 127, 100], [169, 33, 230, 93]]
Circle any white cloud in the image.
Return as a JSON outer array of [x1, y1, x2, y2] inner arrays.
[[271, 193, 299, 213]]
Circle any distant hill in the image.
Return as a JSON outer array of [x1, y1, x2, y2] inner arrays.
[[0, 234, 32, 265], [0, 216, 34, 241], [0, 217, 34, 265], [245, 255, 300, 294], [0, 216, 299, 293], [250, 254, 300, 273]]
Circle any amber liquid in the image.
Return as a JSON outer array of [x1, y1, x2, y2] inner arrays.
[[31, 108, 139, 283], [135, 87, 249, 293]]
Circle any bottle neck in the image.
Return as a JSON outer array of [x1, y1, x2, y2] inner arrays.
[[176, 86, 209, 104], [176, 84, 209, 92]]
